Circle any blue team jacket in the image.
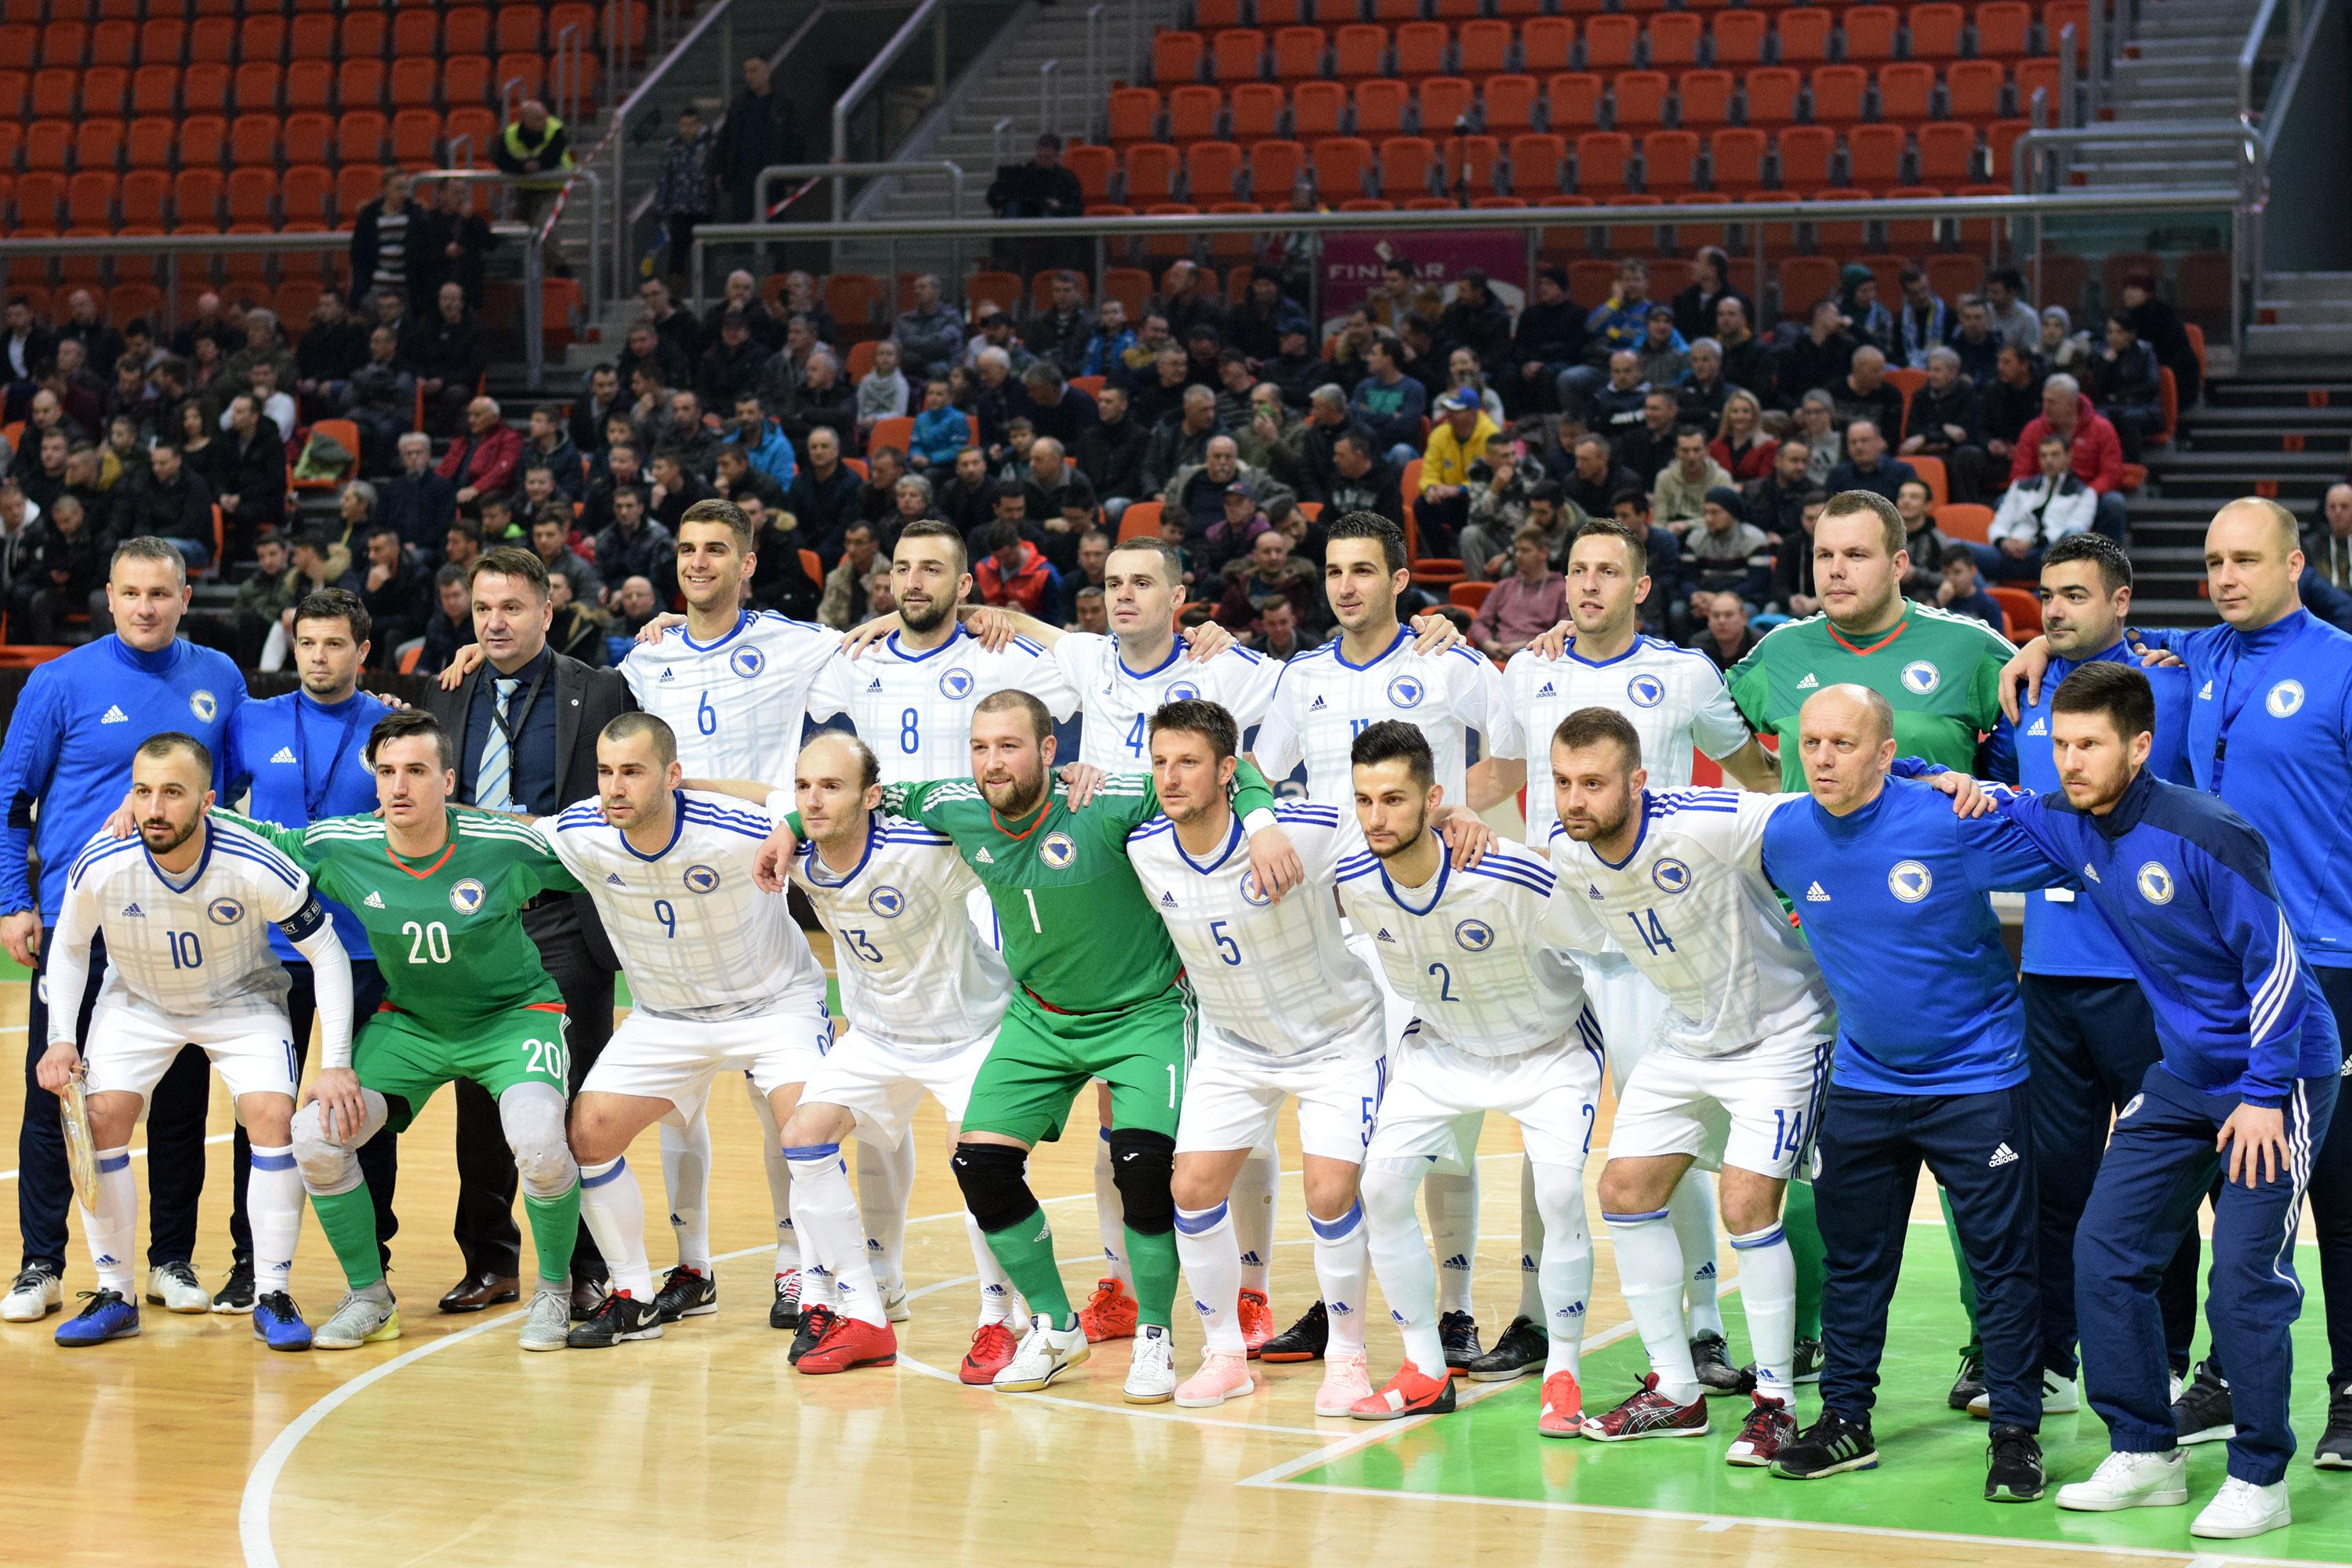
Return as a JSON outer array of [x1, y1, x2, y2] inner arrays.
[[225, 688, 389, 961]]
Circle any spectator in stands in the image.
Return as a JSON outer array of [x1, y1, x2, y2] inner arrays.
[[1508, 267, 1584, 416], [1152, 260, 1224, 348], [1235, 383, 1303, 491], [817, 521, 882, 630], [1470, 525, 1567, 661], [378, 430, 456, 557], [851, 445, 905, 528], [2040, 305, 2092, 372], [699, 273, 778, 354], [1078, 299, 1137, 382], [778, 274, 837, 347], [895, 473, 945, 532], [1634, 306, 1690, 390], [1558, 434, 1632, 518], [593, 481, 677, 603], [1673, 248, 1750, 343], [712, 443, 785, 523], [349, 170, 419, 310], [933, 446, 995, 539], [1935, 549, 2005, 630], [437, 395, 524, 509], [2085, 312, 2163, 463], [778, 348, 856, 456], [1053, 527, 1110, 615], [1977, 433, 2096, 582], [60, 445, 111, 543], [11, 429, 67, 514], [1210, 351, 1257, 434], [694, 311, 768, 416], [1215, 524, 1323, 637], [1064, 382, 1144, 518], [1712, 296, 1774, 407], [1023, 271, 1094, 378], [1838, 265, 1893, 352], [644, 447, 712, 534], [905, 378, 967, 473], [1615, 389, 1682, 493], [1199, 482, 1272, 584], [1067, 585, 1109, 633], [1948, 295, 2003, 386], [1833, 345, 1907, 440], [113, 440, 212, 570], [103, 355, 158, 437], [421, 178, 499, 310], [1894, 265, 1954, 371], [1444, 348, 1505, 424], [1348, 336, 1428, 470], [214, 307, 292, 408], [1654, 424, 1737, 530], [1436, 269, 1512, 380], [611, 575, 662, 637], [409, 282, 487, 435], [1825, 419, 1917, 504], [1588, 350, 1650, 448], [1130, 347, 1196, 433], [1166, 434, 1287, 543], [1022, 435, 1096, 536], [788, 426, 863, 564], [1142, 386, 1222, 498], [292, 293, 368, 421], [985, 134, 1085, 274], [1900, 346, 1987, 501], [1014, 360, 1100, 448], [1711, 389, 1778, 485], [1742, 437, 1813, 546], [105, 414, 150, 490], [1980, 339, 2045, 485], [412, 563, 475, 675], [1396, 314, 1450, 406], [1293, 387, 1365, 507], [494, 98, 573, 226], [1556, 258, 1653, 416], [0, 477, 38, 599], [216, 394, 285, 559], [894, 274, 967, 383], [55, 292, 122, 382], [1258, 321, 1319, 412], [521, 405, 584, 500], [638, 278, 703, 364], [1893, 478, 1947, 579], [722, 392, 797, 488], [2118, 268, 2200, 407], [542, 568, 612, 666], [443, 516, 485, 575], [1769, 489, 1831, 616], [618, 318, 692, 399], [1982, 269, 2040, 352], [655, 389, 717, 479], [975, 519, 1060, 615], [1679, 488, 1773, 630], [744, 494, 822, 620], [340, 523, 430, 665], [1677, 337, 1736, 433], [2013, 372, 2129, 543], [567, 365, 623, 459], [2309, 482, 2352, 590], [1112, 310, 1171, 390], [1777, 299, 1857, 409], [240, 362, 297, 445], [1687, 592, 1761, 672], [1416, 389, 1498, 550], [525, 507, 603, 607], [476, 492, 521, 547], [651, 106, 719, 285], [1323, 429, 1406, 527], [9, 488, 104, 645], [714, 55, 805, 220], [849, 339, 911, 445]]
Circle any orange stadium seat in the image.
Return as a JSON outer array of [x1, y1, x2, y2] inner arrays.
[[1744, 67, 1800, 124], [285, 111, 332, 162], [282, 164, 333, 223], [290, 13, 336, 60], [1642, 129, 1698, 194], [1124, 142, 1179, 201], [1418, 75, 1474, 132], [1777, 125, 1836, 191], [1547, 71, 1603, 128], [22, 120, 70, 172], [0, 71, 20, 119], [1377, 134, 1435, 195], [1311, 0, 1357, 22], [1775, 8, 1831, 63], [1064, 144, 1116, 199], [181, 115, 227, 167], [1848, 123, 1907, 187], [428, 56, 481, 107], [336, 163, 385, 217], [285, 59, 332, 111], [1483, 72, 1537, 130], [1272, 26, 1325, 79], [340, 9, 387, 60], [339, 58, 386, 108], [125, 116, 173, 168], [1458, 20, 1509, 74], [38, 19, 84, 67], [1332, 24, 1387, 78], [1882, 184, 1941, 246], [183, 62, 231, 114], [1585, 15, 1639, 69], [1185, 140, 1242, 198], [1167, 84, 1221, 140], [227, 166, 275, 222], [495, 5, 543, 53], [392, 9, 439, 55], [174, 167, 223, 223], [1650, 13, 1704, 68], [339, 110, 388, 162], [1231, 81, 1284, 138], [1107, 85, 1160, 141], [1810, 66, 1868, 125], [1196, 0, 1243, 25], [1521, 16, 1573, 71], [67, 172, 115, 227], [1210, 28, 1265, 82], [75, 119, 122, 169], [1355, 77, 1408, 135], [1712, 10, 1768, 65], [1879, 62, 1935, 123], [1574, 131, 1631, 193], [2015, 59, 2060, 116], [188, 16, 236, 64], [15, 172, 64, 227], [1292, 78, 1345, 136], [1248, 137, 1304, 194], [497, 55, 544, 103], [1152, 31, 1203, 82], [1508, 132, 1566, 192], [1842, 6, 1899, 61], [1708, 127, 1766, 190], [240, 13, 286, 63], [120, 169, 169, 223], [1909, 4, 1965, 56], [230, 114, 279, 165], [1926, 252, 1987, 300], [1917, 122, 1979, 185], [139, 17, 187, 65], [1975, 2, 2033, 60], [1312, 135, 1374, 198], [1945, 59, 2004, 121], [1446, 132, 1500, 193], [91, 19, 136, 67], [1613, 70, 1668, 127], [445, 105, 496, 153], [391, 109, 441, 163], [1679, 68, 1733, 125]]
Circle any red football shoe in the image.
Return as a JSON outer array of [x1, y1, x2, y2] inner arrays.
[[793, 1312, 898, 1375], [1537, 1370, 1583, 1437], [1726, 1394, 1798, 1467], [1350, 1363, 1457, 1421], [960, 1321, 1020, 1385], [1581, 1373, 1711, 1441], [1237, 1289, 1274, 1358], [1077, 1276, 1138, 1344]]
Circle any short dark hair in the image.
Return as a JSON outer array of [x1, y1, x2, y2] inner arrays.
[[1552, 706, 1642, 769], [1326, 511, 1407, 572], [1149, 698, 1240, 761], [1609, 487, 1651, 516], [677, 495, 753, 551], [434, 561, 469, 590], [1108, 535, 1188, 586], [601, 710, 678, 768], [1570, 517, 1648, 577], [1674, 423, 1708, 445], [134, 730, 213, 777], [895, 517, 969, 575], [2043, 532, 2132, 593], [470, 545, 550, 599], [1350, 718, 1435, 789], [974, 687, 1054, 742], [365, 710, 454, 771], [2051, 659, 2156, 742], [1820, 490, 1906, 556], [977, 520, 1023, 557], [446, 517, 484, 548], [293, 586, 372, 645]]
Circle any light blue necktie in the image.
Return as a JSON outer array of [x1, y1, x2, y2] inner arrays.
[[475, 677, 519, 812]]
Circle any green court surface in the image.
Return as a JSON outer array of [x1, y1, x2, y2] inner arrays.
[[1287, 1236, 2352, 1565]]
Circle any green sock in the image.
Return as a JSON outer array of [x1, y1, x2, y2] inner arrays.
[[311, 1185, 383, 1291], [1785, 1179, 1824, 1342], [982, 1206, 1073, 1325], [1125, 1225, 1179, 1330], [524, 1181, 581, 1288], [1938, 1186, 1980, 1338]]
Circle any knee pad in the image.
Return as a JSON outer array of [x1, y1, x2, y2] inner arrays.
[[1106, 1127, 1177, 1236], [951, 1142, 1039, 1235], [499, 1082, 578, 1198], [290, 1102, 358, 1194]]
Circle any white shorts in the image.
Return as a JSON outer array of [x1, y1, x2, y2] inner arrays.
[[582, 994, 834, 1128], [1585, 956, 1670, 1094], [84, 1001, 297, 1108], [800, 1026, 995, 1149], [1367, 1008, 1606, 1169], [1610, 1032, 1831, 1180], [1175, 1034, 1388, 1164]]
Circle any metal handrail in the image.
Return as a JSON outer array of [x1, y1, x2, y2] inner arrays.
[[1038, 59, 1061, 140], [831, 0, 949, 218], [1085, 6, 1106, 143], [2238, 0, 2288, 123], [2011, 123, 2267, 196], [742, 159, 969, 295], [992, 115, 1016, 169]]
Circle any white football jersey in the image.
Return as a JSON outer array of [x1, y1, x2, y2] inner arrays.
[[1548, 789, 1834, 1058], [1254, 629, 1512, 807], [1055, 633, 1283, 770], [621, 610, 840, 789], [807, 624, 1082, 784], [1126, 800, 1382, 1062], [1501, 637, 1754, 846], [537, 791, 825, 1022], [1333, 832, 1588, 1058], [53, 819, 315, 1024], [790, 815, 1012, 1049]]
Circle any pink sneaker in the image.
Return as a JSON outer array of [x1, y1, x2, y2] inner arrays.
[[1315, 1348, 1375, 1416], [1173, 1349, 1255, 1408]]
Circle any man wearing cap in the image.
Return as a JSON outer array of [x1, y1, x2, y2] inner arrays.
[[1416, 389, 1499, 556]]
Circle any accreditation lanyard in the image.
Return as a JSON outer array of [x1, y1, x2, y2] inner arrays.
[[291, 695, 366, 822], [2209, 629, 2296, 794]]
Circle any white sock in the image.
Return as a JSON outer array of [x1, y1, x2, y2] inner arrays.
[[578, 1156, 656, 1301], [1231, 1146, 1279, 1298], [1675, 1175, 1725, 1338], [1093, 1127, 1132, 1289], [82, 1145, 136, 1297], [1607, 1207, 1700, 1403], [658, 1113, 713, 1274], [1515, 1156, 1545, 1323], [1531, 1161, 1592, 1379], [785, 1143, 885, 1328], [246, 1144, 302, 1294], [1426, 1163, 1479, 1317], [1174, 1200, 1244, 1353], [746, 1080, 800, 1276], [1731, 1219, 1797, 1404], [1362, 1164, 1445, 1380], [966, 1214, 1018, 1325], [857, 1134, 915, 1298], [1308, 1198, 1370, 1353]]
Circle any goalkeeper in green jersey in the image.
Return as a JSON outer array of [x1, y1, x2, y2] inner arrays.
[[236, 712, 590, 1353], [751, 689, 1301, 1404]]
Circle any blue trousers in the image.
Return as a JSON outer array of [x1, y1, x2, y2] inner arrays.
[[2078, 1064, 2336, 1485], [2306, 965, 2352, 1387], [1815, 1080, 2043, 1430]]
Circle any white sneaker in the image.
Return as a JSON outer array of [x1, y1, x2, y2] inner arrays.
[[883, 1283, 910, 1323], [2191, 1476, 2292, 1539], [517, 1288, 570, 1352], [2, 1265, 63, 1323], [1123, 1323, 1176, 1405], [1969, 1369, 2082, 1419], [1316, 1348, 1375, 1416], [313, 1290, 401, 1350], [2056, 1449, 2188, 1512], [147, 1262, 209, 1313], [993, 1314, 1091, 1392]]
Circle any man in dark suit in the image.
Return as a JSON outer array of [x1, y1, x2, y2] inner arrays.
[[424, 546, 634, 1318]]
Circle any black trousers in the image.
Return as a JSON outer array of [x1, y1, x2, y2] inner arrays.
[[2020, 972, 2201, 1378], [2307, 966, 2352, 1388], [450, 898, 615, 1280], [229, 957, 400, 1272], [17, 929, 212, 1273]]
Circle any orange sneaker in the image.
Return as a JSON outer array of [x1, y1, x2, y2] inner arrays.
[[1350, 1363, 1458, 1421], [1077, 1276, 1138, 1344], [1237, 1289, 1274, 1358], [793, 1313, 898, 1375], [1537, 1370, 1584, 1438], [960, 1321, 1020, 1385]]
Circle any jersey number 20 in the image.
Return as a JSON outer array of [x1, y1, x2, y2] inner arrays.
[[402, 920, 453, 964]]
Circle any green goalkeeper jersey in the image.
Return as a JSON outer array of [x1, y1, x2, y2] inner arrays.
[[1727, 603, 2016, 789], [222, 808, 581, 1036], [858, 762, 1276, 1014]]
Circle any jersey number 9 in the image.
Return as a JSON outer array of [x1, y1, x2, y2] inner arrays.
[[654, 898, 677, 939]]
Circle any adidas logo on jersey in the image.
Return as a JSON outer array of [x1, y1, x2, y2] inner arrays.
[[1804, 881, 1830, 902], [1795, 673, 1818, 691], [1309, 695, 1327, 711], [606, 873, 625, 887], [1441, 1254, 1471, 1271], [1988, 1142, 2020, 1169], [120, 903, 144, 918], [364, 891, 386, 909], [1375, 927, 1396, 942], [270, 746, 298, 764], [2026, 718, 2047, 736], [1587, 884, 1604, 900], [2199, 680, 2214, 699], [2082, 863, 2101, 884], [1160, 892, 1177, 909], [659, 669, 676, 682], [867, 677, 884, 691], [975, 848, 995, 863], [1536, 681, 1555, 698], [100, 705, 130, 724]]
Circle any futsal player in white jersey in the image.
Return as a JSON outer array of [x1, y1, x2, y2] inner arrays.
[[1334, 721, 1605, 1430], [1546, 707, 1828, 1464], [1252, 512, 1516, 1371], [36, 732, 354, 1352], [524, 713, 833, 1349], [1483, 517, 1781, 1388]]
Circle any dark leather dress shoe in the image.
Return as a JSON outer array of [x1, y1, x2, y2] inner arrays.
[[570, 1277, 611, 1322], [438, 1270, 520, 1312]]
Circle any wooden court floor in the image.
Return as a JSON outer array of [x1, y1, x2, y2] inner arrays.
[[1, 967, 2335, 1568]]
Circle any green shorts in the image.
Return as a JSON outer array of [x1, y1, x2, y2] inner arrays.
[[355, 1002, 573, 1133], [961, 982, 1195, 1146]]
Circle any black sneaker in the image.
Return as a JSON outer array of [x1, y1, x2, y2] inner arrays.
[[770, 1271, 803, 1331], [788, 1304, 835, 1366], [567, 1290, 665, 1348], [1947, 1341, 1985, 1410], [652, 1265, 717, 1325], [1439, 1309, 1482, 1375], [2172, 1358, 2235, 1446], [1985, 1424, 2044, 1501], [1258, 1300, 1327, 1363], [1793, 1336, 1824, 1384], [1466, 1315, 1548, 1382], [1772, 1409, 1879, 1479], [1691, 1330, 1746, 1394], [2316, 1383, 2352, 1468], [211, 1261, 256, 1316]]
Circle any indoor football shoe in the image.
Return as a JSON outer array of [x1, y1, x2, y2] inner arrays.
[[2192, 1477, 2291, 1539], [2056, 1448, 2187, 1512], [1947, 1341, 1985, 1410], [1466, 1315, 1547, 1382], [313, 1290, 400, 1350], [1351, 1363, 1457, 1420], [795, 1312, 897, 1374], [1772, 1410, 1879, 1479], [1582, 1374, 1708, 1442], [252, 1290, 311, 1352], [212, 1261, 256, 1316], [147, 1261, 208, 1313], [960, 1321, 1020, 1385], [1123, 1324, 1176, 1404], [1260, 1301, 1328, 1363], [1438, 1310, 1482, 1375], [1174, 1348, 1254, 1408], [3, 1264, 63, 1322], [789, 1305, 835, 1366], [770, 1269, 803, 1331], [1726, 1396, 1798, 1467], [1691, 1330, 1745, 1393], [517, 1287, 571, 1352], [651, 1265, 716, 1324], [568, 1290, 664, 1348], [54, 1290, 139, 1348], [1537, 1370, 1583, 1437], [1314, 1348, 1374, 1415], [2172, 1359, 2236, 1446], [1237, 1289, 1273, 1357], [1984, 1424, 2045, 1502], [1078, 1276, 1139, 1343], [994, 1315, 1091, 1392]]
